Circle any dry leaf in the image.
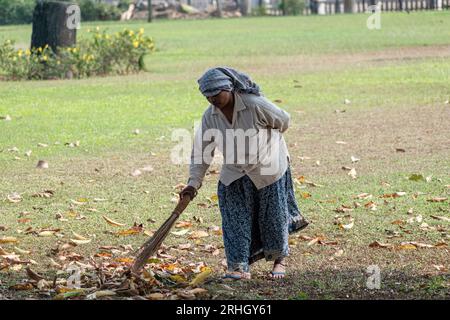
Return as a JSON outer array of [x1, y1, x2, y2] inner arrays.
[[301, 192, 311, 199], [116, 224, 143, 236], [334, 205, 353, 213], [339, 219, 354, 230], [141, 165, 154, 172], [190, 267, 213, 286], [189, 230, 209, 239], [32, 190, 54, 198], [175, 221, 193, 229], [177, 243, 192, 250], [430, 215, 450, 222], [187, 288, 208, 297], [403, 242, 434, 248], [0, 237, 18, 243], [14, 247, 31, 255], [147, 293, 165, 300], [49, 258, 61, 268], [170, 195, 180, 204], [351, 156, 360, 163], [369, 241, 392, 248], [171, 229, 189, 236], [348, 168, 357, 179], [26, 267, 44, 281], [307, 237, 321, 246], [7, 193, 22, 203], [70, 198, 88, 205], [398, 243, 417, 250], [36, 160, 48, 169], [364, 201, 377, 211], [9, 283, 34, 291], [37, 279, 49, 290], [102, 216, 125, 227], [144, 230, 154, 237], [381, 192, 407, 198], [433, 265, 447, 272], [131, 169, 142, 177], [193, 216, 204, 224], [427, 197, 447, 203], [38, 231, 56, 237], [72, 232, 89, 241], [65, 141, 80, 148], [70, 239, 92, 245], [86, 290, 116, 300], [355, 193, 372, 200]]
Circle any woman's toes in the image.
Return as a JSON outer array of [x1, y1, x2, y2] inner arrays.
[[270, 263, 286, 279]]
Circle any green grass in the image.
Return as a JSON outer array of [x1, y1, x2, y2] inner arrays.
[[0, 12, 449, 300]]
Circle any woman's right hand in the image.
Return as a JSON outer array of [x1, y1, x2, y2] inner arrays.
[[179, 185, 197, 200]]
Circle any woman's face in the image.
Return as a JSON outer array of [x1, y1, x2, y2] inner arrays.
[[207, 90, 233, 109]]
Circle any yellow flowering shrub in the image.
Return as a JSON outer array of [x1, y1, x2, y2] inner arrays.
[[0, 28, 155, 80]]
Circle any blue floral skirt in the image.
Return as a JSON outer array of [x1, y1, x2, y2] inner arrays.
[[217, 166, 305, 273]]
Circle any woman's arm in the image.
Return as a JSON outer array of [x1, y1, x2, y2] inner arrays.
[[186, 114, 215, 190], [254, 96, 291, 133]]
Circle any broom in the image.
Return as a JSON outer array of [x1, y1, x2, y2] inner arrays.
[[130, 194, 192, 275]]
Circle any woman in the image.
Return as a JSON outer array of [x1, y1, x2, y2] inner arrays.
[[180, 67, 308, 280]]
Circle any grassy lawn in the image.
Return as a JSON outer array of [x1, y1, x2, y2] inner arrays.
[[0, 12, 449, 300]]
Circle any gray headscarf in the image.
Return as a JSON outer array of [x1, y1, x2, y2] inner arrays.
[[197, 67, 261, 97]]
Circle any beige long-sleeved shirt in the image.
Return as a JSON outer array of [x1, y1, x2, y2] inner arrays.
[[187, 92, 291, 190]]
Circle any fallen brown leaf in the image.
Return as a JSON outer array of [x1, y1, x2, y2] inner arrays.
[[102, 216, 125, 227], [189, 230, 209, 239], [427, 197, 448, 203], [36, 160, 49, 169], [369, 241, 392, 248], [0, 237, 18, 244]]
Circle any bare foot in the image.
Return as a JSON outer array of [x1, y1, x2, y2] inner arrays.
[[269, 259, 286, 279]]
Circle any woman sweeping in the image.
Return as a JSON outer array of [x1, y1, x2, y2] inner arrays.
[[180, 67, 309, 280]]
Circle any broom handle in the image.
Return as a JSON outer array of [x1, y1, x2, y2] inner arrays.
[[130, 194, 192, 275], [172, 194, 192, 216]]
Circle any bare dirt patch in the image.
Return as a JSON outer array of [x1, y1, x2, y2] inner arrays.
[[287, 103, 450, 178]]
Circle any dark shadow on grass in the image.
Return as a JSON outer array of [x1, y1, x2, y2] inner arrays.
[[205, 268, 450, 300]]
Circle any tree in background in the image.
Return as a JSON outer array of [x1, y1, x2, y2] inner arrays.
[[238, 0, 251, 15], [0, 0, 35, 25], [0, 0, 123, 25], [279, 0, 304, 15]]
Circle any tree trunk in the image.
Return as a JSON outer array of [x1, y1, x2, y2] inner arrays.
[[148, 0, 153, 22], [239, 0, 252, 15], [343, 0, 355, 13], [335, 0, 341, 13], [282, 0, 286, 15], [216, 0, 223, 17], [31, 1, 78, 53]]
